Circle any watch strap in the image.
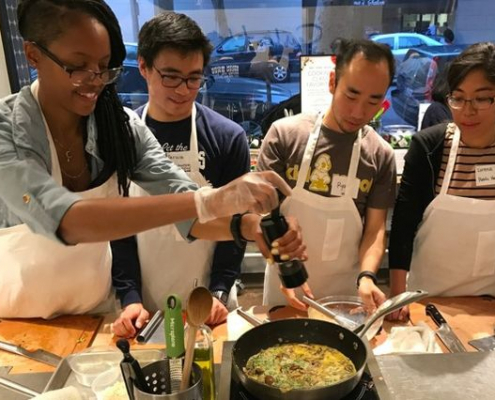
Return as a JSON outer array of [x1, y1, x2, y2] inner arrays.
[[211, 290, 229, 306], [356, 271, 378, 289]]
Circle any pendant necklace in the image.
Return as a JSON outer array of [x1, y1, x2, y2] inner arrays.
[[52, 135, 77, 163]]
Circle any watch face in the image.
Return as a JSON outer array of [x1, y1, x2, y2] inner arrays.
[[213, 291, 229, 306]]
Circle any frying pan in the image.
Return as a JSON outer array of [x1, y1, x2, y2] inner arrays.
[[232, 290, 428, 400]]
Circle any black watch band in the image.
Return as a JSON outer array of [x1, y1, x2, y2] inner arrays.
[[211, 290, 229, 306], [356, 271, 378, 289], [230, 213, 249, 248]]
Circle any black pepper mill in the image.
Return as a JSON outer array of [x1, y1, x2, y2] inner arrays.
[[260, 204, 308, 288]]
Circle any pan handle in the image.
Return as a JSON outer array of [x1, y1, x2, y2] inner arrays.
[[236, 308, 265, 326], [354, 290, 429, 338], [0, 376, 40, 398], [302, 296, 359, 330]]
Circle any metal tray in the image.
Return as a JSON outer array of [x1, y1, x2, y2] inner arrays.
[[44, 349, 164, 399]]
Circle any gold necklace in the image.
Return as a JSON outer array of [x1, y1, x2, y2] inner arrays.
[[60, 161, 88, 180], [52, 136, 77, 163]]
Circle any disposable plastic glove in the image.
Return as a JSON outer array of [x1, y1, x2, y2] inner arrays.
[[194, 171, 291, 223]]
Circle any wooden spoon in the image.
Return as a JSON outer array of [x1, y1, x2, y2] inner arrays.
[[180, 286, 213, 391]]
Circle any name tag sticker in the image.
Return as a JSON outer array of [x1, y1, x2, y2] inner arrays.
[[475, 164, 495, 186], [331, 174, 360, 198], [167, 151, 192, 172]]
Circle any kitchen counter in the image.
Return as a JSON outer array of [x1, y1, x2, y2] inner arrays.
[[1, 296, 494, 398]]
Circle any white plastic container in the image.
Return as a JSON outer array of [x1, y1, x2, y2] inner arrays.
[[68, 352, 121, 387], [91, 368, 129, 400]]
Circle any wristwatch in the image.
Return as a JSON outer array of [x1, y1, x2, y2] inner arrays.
[[211, 290, 229, 307], [356, 271, 378, 289]]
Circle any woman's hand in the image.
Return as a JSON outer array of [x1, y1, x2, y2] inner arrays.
[[242, 214, 307, 262], [112, 303, 150, 338]]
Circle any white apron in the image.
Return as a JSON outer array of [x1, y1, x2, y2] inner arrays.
[[263, 113, 363, 305], [130, 103, 220, 311], [0, 82, 117, 319], [408, 127, 495, 296]]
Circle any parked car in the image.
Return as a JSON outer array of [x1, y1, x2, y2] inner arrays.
[[391, 44, 467, 126], [371, 33, 443, 65], [206, 30, 302, 83]]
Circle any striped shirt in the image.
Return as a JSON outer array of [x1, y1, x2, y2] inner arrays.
[[436, 124, 495, 199]]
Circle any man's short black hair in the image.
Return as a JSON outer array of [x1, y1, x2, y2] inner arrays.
[[334, 39, 395, 87], [138, 11, 212, 68]]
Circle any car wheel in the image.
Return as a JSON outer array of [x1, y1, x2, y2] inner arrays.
[[272, 63, 290, 82]]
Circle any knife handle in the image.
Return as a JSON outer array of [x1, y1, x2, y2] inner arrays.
[[425, 303, 447, 327]]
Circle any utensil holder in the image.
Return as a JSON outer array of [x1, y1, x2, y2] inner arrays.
[[133, 360, 202, 400]]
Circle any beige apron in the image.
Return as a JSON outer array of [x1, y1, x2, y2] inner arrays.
[[263, 113, 363, 305], [0, 82, 117, 319], [408, 126, 495, 296], [130, 103, 221, 311]]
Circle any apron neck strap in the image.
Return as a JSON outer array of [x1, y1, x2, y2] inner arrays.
[[440, 126, 461, 195], [30, 81, 63, 185], [296, 112, 324, 189]]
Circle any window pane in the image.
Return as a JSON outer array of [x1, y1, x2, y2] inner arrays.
[[3, 0, 485, 136]]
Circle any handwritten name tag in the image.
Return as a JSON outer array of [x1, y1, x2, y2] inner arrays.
[[475, 164, 495, 186], [330, 174, 360, 198]]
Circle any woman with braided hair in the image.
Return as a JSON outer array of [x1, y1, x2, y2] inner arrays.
[[0, 0, 306, 319]]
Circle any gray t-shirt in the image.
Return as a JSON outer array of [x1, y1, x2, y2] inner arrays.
[[257, 113, 396, 218]]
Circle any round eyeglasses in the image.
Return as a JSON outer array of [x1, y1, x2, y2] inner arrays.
[[153, 66, 205, 90], [32, 42, 122, 86], [447, 95, 495, 111]]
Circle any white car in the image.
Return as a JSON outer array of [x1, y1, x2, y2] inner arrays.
[[371, 33, 443, 65]]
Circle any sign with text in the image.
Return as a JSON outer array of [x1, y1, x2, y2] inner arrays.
[[300, 55, 336, 114]]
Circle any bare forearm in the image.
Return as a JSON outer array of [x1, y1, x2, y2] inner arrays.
[[59, 192, 197, 244], [191, 213, 262, 241], [359, 227, 386, 274]]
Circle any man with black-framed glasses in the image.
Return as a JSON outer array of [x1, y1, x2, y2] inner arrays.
[[111, 11, 250, 336]]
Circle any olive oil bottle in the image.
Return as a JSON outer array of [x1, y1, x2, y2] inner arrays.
[[186, 324, 215, 400]]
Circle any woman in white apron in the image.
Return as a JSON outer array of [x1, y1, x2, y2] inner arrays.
[[389, 42, 495, 320], [263, 113, 364, 306], [0, 0, 299, 320]]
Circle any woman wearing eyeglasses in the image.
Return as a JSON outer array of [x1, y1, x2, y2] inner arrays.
[[388, 42, 495, 320], [0, 0, 305, 319]]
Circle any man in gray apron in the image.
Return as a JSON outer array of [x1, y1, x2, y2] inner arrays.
[[257, 39, 397, 312], [112, 12, 250, 337]]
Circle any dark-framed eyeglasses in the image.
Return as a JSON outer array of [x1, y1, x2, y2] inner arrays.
[[447, 94, 495, 110], [31, 42, 122, 87], [153, 66, 205, 90]]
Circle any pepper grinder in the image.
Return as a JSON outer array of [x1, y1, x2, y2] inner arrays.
[[260, 205, 308, 288]]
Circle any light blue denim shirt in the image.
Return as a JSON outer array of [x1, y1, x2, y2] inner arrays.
[[0, 86, 199, 243]]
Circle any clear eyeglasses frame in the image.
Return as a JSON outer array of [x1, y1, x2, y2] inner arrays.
[[447, 95, 495, 110]]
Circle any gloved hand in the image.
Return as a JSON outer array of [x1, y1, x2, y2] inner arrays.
[[194, 171, 291, 223]]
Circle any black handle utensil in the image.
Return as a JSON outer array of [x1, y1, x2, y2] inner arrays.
[[117, 338, 149, 398], [260, 198, 308, 288], [425, 303, 448, 327]]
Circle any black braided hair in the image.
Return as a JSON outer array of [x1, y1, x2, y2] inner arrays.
[[17, 0, 136, 196]]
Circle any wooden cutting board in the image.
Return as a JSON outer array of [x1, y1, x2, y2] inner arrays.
[[409, 296, 495, 352], [0, 315, 103, 373]]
